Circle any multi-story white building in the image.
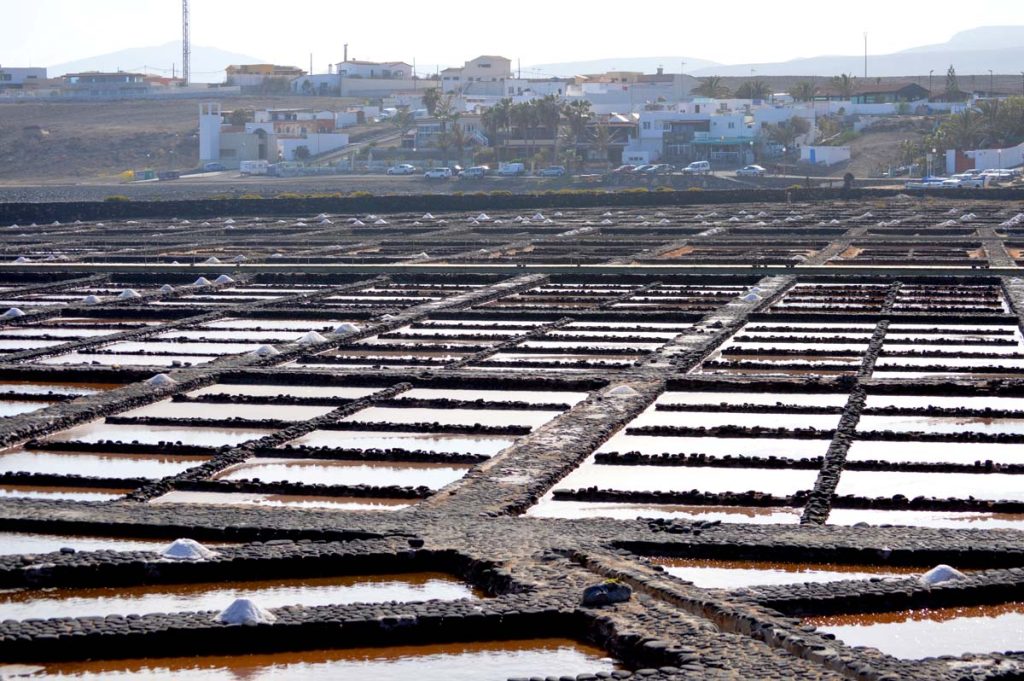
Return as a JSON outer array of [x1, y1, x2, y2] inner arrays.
[[441, 56, 513, 96], [336, 60, 412, 79], [0, 67, 46, 88]]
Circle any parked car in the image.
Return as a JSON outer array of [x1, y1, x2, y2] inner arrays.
[[609, 164, 636, 174], [461, 166, 489, 180], [386, 164, 416, 175], [639, 164, 673, 175], [202, 162, 226, 172], [736, 164, 767, 177], [631, 164, 655, 174], [537, 165, 566, 177], [423, 167, 453, 179], [497, 163, 526, 177], [682, 161, 711, 175]]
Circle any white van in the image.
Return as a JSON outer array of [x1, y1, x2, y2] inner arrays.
[[682, 161, 711, 175], [497, 162, 526, 177]]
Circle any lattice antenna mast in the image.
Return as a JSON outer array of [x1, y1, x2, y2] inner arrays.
[[182, 0, 191, 86]]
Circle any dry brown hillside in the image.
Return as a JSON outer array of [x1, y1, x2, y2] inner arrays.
[[0, 96, 350, 183]]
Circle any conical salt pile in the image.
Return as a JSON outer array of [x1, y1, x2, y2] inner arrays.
[[202, 257, 222, 265], [1, 308, 26, 319], [193, 277, 212, 287], [919, 564, 966, 585], [118, 289, 141, 300], [216, 599, 277, 625], [146, 373, 176, 387], [159, 284, 175, 293], [296, 331, 327, 345], [82, 295, 101, 305], [333, 322, 361, 334], [608, 385, 640, 398], [161, 538, 217, 560], [214, 275, 234, 284], [250, 345, 280, 357]]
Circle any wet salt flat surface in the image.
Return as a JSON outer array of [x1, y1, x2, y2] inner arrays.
[[846, 440, 1024, 465], [526, 497, 802, 523], [827, 508, 1024, 530], [0, 401, 51, 418], [216, 458, 471, 489], [836, 470, 1024, 501], [120, 401, 334, 422], [32, 639, 619, 680], [189, 384, 378, 400], [0, 485, 129, 502], [48, 423, 274, 448], [202, 319, 349, 331], [286, 430, 513, 456], [0, 328, 114, 338], [150, 491, 410, 511], [555, 458, 817, 496], [342, 407, 561, 429], [806, 603, 1024, 659], [864, 394, 1024, 410], [37, 354, 220, 367], [398, 388, 589, 405], [103, 341, 260, 355], [0, 382, 112, 396], [651, 558, 916, 589], [858, 414, 1024, 435], [0, 532, 173, 556], [0, 573, 477, 621], [0, 340, 64, 351], [876, 357, 1024, 369], [657, 392, 848, 408], [0, 449, 206, 479], [155, 330, 320, 342], [598, 434, 831, 458]]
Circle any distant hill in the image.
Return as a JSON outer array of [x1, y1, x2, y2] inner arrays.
[[522, 56, 719, 78], [49, 42, 266, 83], [688, 27, 1024, 78]]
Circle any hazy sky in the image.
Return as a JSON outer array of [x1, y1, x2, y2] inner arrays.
[[2, 0, 1023, 74]]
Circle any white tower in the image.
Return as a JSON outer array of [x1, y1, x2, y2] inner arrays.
[[199, 103, 222, 161]]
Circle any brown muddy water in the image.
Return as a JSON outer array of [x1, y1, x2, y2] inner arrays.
[[651, 558, 919, 589]]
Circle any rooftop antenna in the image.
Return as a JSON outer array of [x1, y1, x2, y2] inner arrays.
[[182, 0, 191, 85]]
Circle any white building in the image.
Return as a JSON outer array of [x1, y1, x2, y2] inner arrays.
[[336, 60, 412, 79], [441, 55, 513, 96], [0, 67, 46, 87]]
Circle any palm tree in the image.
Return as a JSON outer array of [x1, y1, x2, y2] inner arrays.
[[422, 88, 441, 116], [830, 73, 857, 99], [481, 98, 513, 163], [791, 81, 817, 102], [444, 122, 468, 166], [694, 76, 729, 98], [511, 102, 537, 158], [765, 118, 810, 153], [735, 79, 771, 100], [561, 100, 591, 170], [591, 118, 613, 170], [942, 109, 985, 150]]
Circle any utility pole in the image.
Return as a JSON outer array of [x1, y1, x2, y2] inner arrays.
[[863, 32, 867, 79], [988, 69, 993, 97], [182, 0, 190, 86]]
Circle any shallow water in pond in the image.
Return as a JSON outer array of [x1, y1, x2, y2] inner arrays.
[[651, 558, 917, 589], [217, 458, 470, 489], [150, 491, 410, 511], [287, 430, 514, 456], [31, 638, 619, 680], [189, 384, 378, 400], [343, 407, 560, 429], [836, 470, 1024, 502], [631, 409, 841, 430], [865, 394, 1024, 410], [0, 532, 173, 556], [0, 340, 64, 351], [0, 328, 113, 339], [827, 508, 1024, 529], [398, 388, 588, 406], [0, 485, 129, 502], [0, 573, 478, 621], [156, 330, 317, 342], [0, 382, 115, 396], [846, 440, 1024, 465], [202, 319, 350, 331], [0, 449, 206, 478], [121, 401, 334, 422], [526, 497, 802, 523], [48, 423, 274, 448], [556, 457, 817, 496], [105, 341, 260, 355], [805, 602, 1024, 659], [657, 392, 848, 408], [597, 434, 830, 458]]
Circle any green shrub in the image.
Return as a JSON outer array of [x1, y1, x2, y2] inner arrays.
[[685, 187, 703, 192], [349, 191, 373, 198], [239, 193, 263, 200], [275, 192, 304, 199], [103, 195, 130, 202]]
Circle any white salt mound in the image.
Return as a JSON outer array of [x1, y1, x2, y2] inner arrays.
[[217, 598, 277, 625], [1, 308, 25, 319], [334, 322, 361, 334], [742, 293, 761, 303], [608, 385, 640, 398], [82, 295, 101, 305], [422, 213, 435, 219], [118, 289, 141, 299], [202, 257, 222, 265], [146, 373, 176, 387], [919, 564, 966, 585], [193, 277, 212, 287], [232, 255, 247, 263], [13, 257, 30, 263], [250, 345, 280, 357], [214, 275, 234, 284], [159, 284, 175, 293], [296, 331, 327, 345], [161, 538, 218, 561]]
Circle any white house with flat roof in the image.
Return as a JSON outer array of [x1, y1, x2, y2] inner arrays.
[[0, 67, 46, 88]]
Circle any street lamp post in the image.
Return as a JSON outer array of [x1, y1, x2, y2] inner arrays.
[[988, 70, 993, 97], [929, 70, 934, 97]]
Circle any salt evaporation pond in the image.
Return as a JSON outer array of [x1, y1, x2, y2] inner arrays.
[[287, 430, 513, 457], [31, 639, 621, 680], [150, 491, 411, 511], [0, 449, 206, 479], [216, 459, 471, 490], [651, 558, 917, 589]]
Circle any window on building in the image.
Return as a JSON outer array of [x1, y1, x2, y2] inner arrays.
[[642, 122, 651, 130], [728, 122, 735, 129]]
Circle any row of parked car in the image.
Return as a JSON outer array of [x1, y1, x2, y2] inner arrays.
[[904, 167, 1021, 190], [386, 163, 568, 180], [608, 161, 718, 176]]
